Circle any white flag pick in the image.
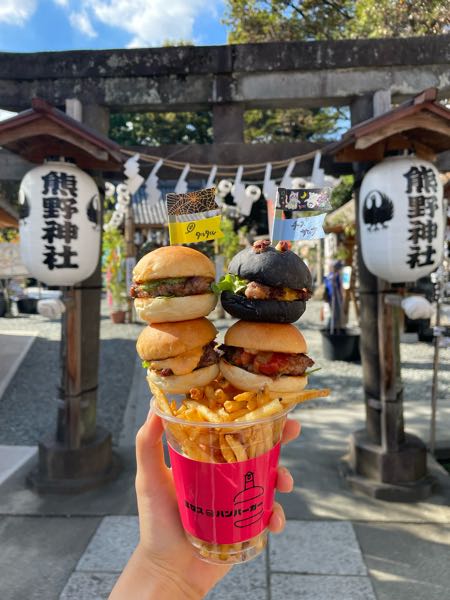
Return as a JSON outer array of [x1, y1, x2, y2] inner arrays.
[[145, 159, 163, 207], [280, 159, 296, 188], [263, 163, 278, 200], [174, 164, 190, 194]]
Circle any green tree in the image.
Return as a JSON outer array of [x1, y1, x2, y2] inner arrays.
[[225, 0, 353, 43], [223, 0, 448, 143], [109, 111, 212, 146], [224, 0, 449, 42], [245, 106, 346, 143], [347, 0, 449, 38]]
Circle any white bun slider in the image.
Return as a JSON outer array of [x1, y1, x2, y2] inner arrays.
[[135, 294, 217, 324], [132, 246, 217, 323], [220, 320, 309, 396], [137, 318, 218, 394], [147, 363, 219, 394], [219, 359, 307, 394], [224, 320, 307, 354], [133, 245, 215, 281]]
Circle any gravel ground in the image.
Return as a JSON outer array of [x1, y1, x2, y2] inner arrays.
[[0, 299, 142, 445], [0, 298, 448, 445]]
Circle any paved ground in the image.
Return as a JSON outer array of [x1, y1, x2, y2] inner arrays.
[[0, 299, 449, 599]]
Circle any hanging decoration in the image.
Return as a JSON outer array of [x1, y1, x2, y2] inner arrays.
[[311, 151, 325, 186], [166, 187, 223, 245], [216, 179, 233, 201], [279, 159, 296, 188], [241, 184, 262, 217], [124, 153, 144, 194], [18, 158, 101, 286], [174, 163, 190, 194], [263, 163, 277, 202], [231, 166, 247, 213], [271, 187, 332, 243], [104, 182, 130, 232], [145, 158, 163, 207], [359, 156, 444, 283], [206, 165, 218, 189]]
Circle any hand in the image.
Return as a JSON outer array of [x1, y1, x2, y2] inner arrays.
[[110, 412, 300, 600]]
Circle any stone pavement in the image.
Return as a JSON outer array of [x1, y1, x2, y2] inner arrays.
[[0, 304, 449, 600]]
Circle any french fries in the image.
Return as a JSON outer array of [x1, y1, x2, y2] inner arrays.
[[150, 378, 330, 564]]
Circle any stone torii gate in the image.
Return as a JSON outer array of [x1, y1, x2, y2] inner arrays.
[[0, 34, 449, 491]]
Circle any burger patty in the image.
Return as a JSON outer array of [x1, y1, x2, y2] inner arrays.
[[130, 276, 213, 299], [244, 281, 312, 302], [219, 344, 314, 377], [157, 341, 218, 377]]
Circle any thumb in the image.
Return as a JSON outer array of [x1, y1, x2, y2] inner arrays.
[[135, 411, 171, 494]]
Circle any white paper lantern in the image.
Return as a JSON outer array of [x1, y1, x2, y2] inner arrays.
[[19, 159, 101, 286], [359, 156, 444, 283], [217, 179, 233, 198]]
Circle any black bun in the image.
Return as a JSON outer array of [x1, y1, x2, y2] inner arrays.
[[221, 291, 306, 323], [228, 246, 312, 289]]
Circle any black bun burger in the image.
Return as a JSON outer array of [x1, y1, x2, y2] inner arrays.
[[219, 320, 315, 396], [215, 240, 312, 323]]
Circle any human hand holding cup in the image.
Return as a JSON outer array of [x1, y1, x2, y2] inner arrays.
[[150, 382, 303, 565]]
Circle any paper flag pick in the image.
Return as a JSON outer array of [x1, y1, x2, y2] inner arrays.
[[174, 164, 190, 194], [277, 188, 332, 211], [272, 213, 326, 241], [270, 186, 332, 243], [166, 187, 224, 245]]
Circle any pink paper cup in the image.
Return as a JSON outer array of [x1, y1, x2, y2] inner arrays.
[[152, 397, 291, 564]]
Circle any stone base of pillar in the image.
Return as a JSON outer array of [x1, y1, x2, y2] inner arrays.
[[27, 426, 121, 494], [341, 429, 436, 502]]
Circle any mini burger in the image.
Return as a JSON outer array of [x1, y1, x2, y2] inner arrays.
[[215, 240, 312, 323], [130, 246, 217, 323], [219, 321, 315, 395], [137, 318, 219, 394]]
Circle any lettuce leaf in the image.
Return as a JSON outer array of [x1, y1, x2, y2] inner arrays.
[[142, 360, 150, 369], [212, 273, 248, 295], [304, 367, 321, 376]]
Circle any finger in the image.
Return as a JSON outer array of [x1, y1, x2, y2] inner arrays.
[[281, 419, 301, 445], [135, 411, 169, 493], [268, 502, 285, 534], [276, 466, 294, 493]]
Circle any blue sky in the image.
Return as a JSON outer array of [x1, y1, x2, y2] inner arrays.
[[0, 0, 228, 53]]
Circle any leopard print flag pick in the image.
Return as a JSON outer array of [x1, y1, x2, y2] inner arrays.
[[166, 187, 224, 245]]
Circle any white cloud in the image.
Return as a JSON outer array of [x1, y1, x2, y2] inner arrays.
[[83, 0, 218, 47], [53, 0, 69, 7], [0, 0, 36, 26], [69, 10, 97, 38]]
